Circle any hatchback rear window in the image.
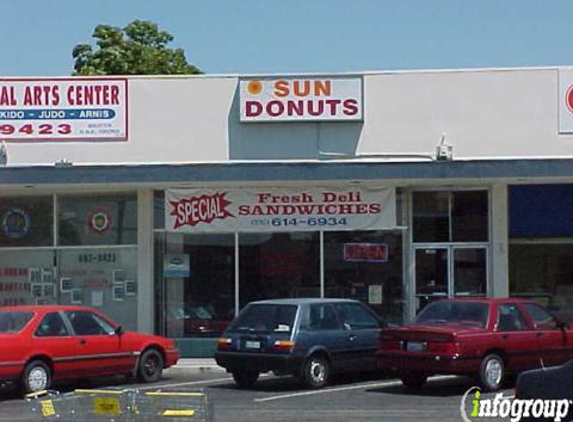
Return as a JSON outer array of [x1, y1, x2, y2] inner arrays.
[[228, 304, 298, 334], [416, 301, 489, 328], [0, 311, 34, 333]]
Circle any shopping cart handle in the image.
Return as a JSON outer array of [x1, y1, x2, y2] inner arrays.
[[25, 390, 58, 399], [74, 389, 129, 395]]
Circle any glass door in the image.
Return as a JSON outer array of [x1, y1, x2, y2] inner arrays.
[[453, 248, 487, 297], [415, 246, 487, 313], [415, 248, 449, 312]]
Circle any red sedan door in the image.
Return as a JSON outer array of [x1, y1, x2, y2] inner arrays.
[[520, 303, 569, 367], [494, 303, 542, 372], [64, 310, 136, 377], [33, 312, 80, 379]]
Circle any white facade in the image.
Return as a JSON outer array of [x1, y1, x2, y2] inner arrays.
[[2, 67, 573, 355], [4, 67, 573, 166]]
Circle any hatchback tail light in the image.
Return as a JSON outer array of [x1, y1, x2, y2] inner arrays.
[[273, 340, 295, 352], [217, 337, 232, 350]]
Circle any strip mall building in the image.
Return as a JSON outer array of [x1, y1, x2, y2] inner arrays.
[[2, 68, 573, 356]]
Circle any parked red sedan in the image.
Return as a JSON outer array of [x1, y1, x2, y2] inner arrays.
[[378, 298, 573, 391], [0, 305, 180, 393]]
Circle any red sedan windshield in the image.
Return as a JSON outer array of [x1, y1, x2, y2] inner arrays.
[[416, 301, 489, 328]]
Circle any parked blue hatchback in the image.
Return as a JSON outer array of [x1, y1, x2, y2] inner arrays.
[[215, 298, 385, 389]]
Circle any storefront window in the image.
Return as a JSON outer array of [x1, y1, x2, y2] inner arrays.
[[509, 185, 573, 317], [58, 194, 137, 246], [452, 191, 489, 242], [57, 247, 138, 330], [239, 232, 320, 308], [0, 196, 53, 247], [413, 191, 488, 243], [324, 231, 403, 324], [157, 233, 235, 338], [0, 250, 54, 306], [413, 192, 449, 243], [509, 243, 573, 312]]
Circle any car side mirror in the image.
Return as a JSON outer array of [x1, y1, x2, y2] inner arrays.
[[115, 325, 124, 336]]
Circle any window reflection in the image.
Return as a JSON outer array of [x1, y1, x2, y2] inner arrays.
[[324, 231, 403, 324], [160, 234, 235, 338], [239, 232, 320, 308], [510, 243, 573, 318]]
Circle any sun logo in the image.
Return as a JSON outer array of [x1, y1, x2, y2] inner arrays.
[[246, 80, 263, 95]]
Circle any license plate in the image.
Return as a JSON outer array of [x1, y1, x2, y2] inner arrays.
[[406, 341, 426, 352], [245, 341, 261, 349]]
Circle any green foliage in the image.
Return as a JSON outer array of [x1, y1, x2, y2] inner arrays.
[[72, 20, 201, 75]]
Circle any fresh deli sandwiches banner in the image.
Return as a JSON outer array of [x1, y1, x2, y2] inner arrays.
[[0, 78, 128, 141], [165, 187, 395, 233], [239, 76, 363, 122]]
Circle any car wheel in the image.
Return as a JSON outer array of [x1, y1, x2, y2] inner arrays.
[[232, 371, 259, 389], [22, 360, 51, 394], [303, 355, 330, 389], [479, 354, 504, 392], [137, 349, 164, 383], [401, 373, 428, 390]]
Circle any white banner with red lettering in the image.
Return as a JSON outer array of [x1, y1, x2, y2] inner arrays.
[[0, 78, 128, 141], [165, 186, 395, 233]]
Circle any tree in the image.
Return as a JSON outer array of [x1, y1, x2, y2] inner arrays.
[[72, 20, 201, 75]]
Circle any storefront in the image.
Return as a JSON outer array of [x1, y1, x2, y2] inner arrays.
[[2, 69, 573, 356]]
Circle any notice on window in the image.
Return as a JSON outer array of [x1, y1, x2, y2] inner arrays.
[[368, 285, 383, 305], [163, 254, 190, 278], [91, 291, 104, 307]]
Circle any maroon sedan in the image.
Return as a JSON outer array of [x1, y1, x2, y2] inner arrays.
[[0, 305, 180, 393], [378, 298, 573, 391]]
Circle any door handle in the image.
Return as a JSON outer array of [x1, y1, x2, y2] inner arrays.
[[502, 334, 509, 340], [348, 334, 356, 341], [536, 332, 543, 338], [79, 339, 87, 345]]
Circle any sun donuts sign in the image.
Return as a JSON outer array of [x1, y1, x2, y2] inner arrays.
[[239, 76, 363, 122]]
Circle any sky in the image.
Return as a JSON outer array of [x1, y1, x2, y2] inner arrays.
[[1, 0, 573, 76]]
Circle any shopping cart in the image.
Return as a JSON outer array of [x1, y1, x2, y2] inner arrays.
[[73, 389, 134, 422], [25, 390, 80, 421], [131, 390, 212, 422]]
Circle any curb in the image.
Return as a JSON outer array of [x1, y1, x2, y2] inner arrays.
[[169, 361, 225, 374]]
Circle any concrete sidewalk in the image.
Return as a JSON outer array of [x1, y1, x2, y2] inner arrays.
[[171, 358, 224, 373]]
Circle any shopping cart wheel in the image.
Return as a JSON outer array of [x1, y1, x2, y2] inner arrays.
[[137, 349, 164, 383], [21, 360, 51, 394]]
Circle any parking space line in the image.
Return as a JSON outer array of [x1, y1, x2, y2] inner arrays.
[[254, 375, 456, 402], [137, 373, 273, 390]]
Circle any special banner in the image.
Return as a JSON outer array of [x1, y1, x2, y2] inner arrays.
[[0, 78, 128, 141], [165, 186, 396, 233]]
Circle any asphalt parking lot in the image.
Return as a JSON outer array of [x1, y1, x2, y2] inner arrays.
[[0, 366, 513, 422]]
